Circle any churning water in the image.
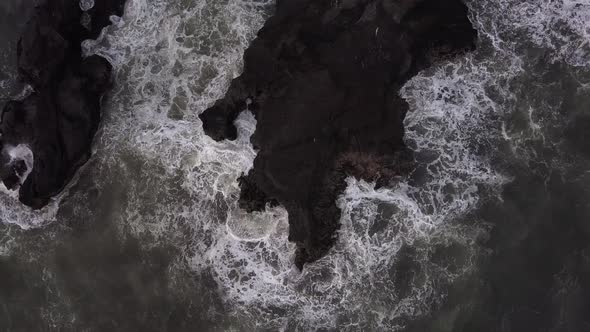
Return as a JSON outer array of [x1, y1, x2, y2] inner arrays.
[[1, 0, 589, 330]]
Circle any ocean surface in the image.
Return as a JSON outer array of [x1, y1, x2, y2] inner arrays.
[[1, 0, 589, 330]]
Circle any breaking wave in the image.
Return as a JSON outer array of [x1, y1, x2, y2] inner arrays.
[[1, 0, 589, 329]]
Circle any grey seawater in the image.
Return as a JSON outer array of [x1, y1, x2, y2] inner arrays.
[[0, 0, 589, 330]]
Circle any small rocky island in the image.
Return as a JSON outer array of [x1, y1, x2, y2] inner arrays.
[[200, 0, 478, 268], [0, 0, 125, 208]]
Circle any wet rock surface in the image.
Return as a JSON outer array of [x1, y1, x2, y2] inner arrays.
[[0, 0, 125, 208], [200, 0, 478, 268]]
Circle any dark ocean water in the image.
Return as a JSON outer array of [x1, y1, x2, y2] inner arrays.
[[1, 0, 589, 331]]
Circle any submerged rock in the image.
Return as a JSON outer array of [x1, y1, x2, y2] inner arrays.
[[0, 0, 125, 209], [200, 0, 478, 268]]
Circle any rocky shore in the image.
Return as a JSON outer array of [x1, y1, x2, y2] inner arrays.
[[200, 0, 478, 268], [0, 0, 125, 208]]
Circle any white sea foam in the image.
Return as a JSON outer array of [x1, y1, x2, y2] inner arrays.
[[199, 0, 589, 329], [199, 53, 512, 329], [0, 226, 16, 256], [471, 0, 590, 164], [0, 187, 63, 229], [1, 0, 589, 329], [79, 0, 94, 12], [494, 0, 590, 67], [0, 144, 62, 228]]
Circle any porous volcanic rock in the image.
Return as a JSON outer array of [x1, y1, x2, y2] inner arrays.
[[0, 0, 125, 208], [200, 0, 478, 268]]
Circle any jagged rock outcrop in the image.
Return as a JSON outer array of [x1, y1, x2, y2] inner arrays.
[[200, 0, 478, 268], [0, 0, 125, 208]]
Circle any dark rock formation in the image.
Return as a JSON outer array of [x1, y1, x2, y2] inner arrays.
[[0, 0, 125, 208], [200, 0, 478, 268]]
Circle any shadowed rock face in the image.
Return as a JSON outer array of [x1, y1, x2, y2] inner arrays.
[[0, 0, 125, 209], [200, 0, 478, 268]]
